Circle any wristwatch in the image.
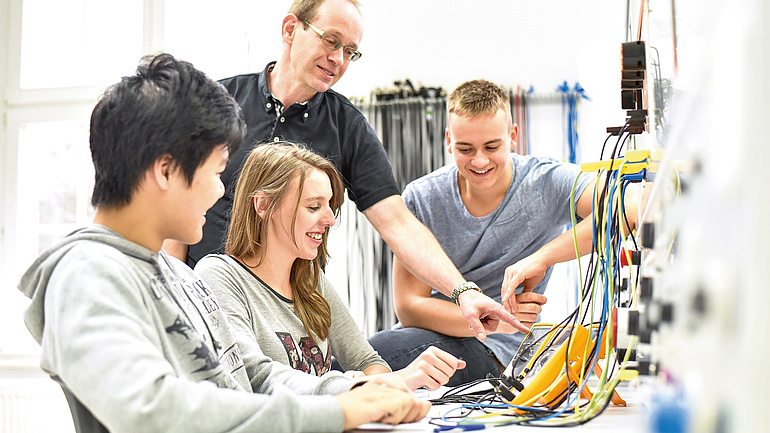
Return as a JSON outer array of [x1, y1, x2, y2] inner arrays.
[[451, 281, 482, 306]]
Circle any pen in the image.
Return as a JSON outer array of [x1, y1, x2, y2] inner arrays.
[[432, 423, 486, 431]]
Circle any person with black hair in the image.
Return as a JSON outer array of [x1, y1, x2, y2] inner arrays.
[[18, 53, 429, 433]]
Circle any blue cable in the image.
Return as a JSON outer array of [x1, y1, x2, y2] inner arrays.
[[557, 82, 590, 164]]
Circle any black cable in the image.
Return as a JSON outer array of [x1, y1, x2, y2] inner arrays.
[[430, 378, 498, 405], [599, 132, 614, 161]]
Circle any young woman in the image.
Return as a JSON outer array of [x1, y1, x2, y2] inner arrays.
[[195, 142, 465, 391]]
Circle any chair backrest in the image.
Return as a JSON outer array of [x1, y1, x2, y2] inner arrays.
[[53, 377, 110, 433]]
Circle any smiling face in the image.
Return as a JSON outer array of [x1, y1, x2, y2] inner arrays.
[[287, 0, 363, 95], [447, 108, 518, 195], [168, 144, 229, 245], [267, 168, 336, 262]]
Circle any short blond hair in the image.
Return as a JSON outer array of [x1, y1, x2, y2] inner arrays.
[[447, 79, 512, 122]]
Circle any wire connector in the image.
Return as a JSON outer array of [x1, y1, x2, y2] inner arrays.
[[486, 374, 516, 401]]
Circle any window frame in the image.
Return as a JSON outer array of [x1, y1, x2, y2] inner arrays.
[[0, 0, 165, 356]]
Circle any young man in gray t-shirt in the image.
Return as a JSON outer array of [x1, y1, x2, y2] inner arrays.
[[369, 79, 602, 386]]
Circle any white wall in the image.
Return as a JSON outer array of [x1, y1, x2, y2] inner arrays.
[[347, 1, 627, 164], [339, 1, 624, 98], [180, 0, 628, 162]]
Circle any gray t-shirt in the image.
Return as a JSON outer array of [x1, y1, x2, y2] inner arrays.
[[402, 153, 593, 364], [196, 254, 389, 377]]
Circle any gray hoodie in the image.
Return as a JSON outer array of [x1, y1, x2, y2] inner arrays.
[[18, 225, 351, 433]]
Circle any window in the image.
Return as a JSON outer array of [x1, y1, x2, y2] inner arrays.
[[0, 0, 284, 355], [2, 0, 144, 355], [2, 108, 95, 354], [19, 0, 143, 90]]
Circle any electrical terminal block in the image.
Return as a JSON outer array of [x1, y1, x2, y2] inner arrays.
[[579, 150, 651, 175], [620, 248, 641, 267], [613, 307, 636, 349]]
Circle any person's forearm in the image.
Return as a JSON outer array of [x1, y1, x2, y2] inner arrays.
[[499, 220, 593, 313], [391, 220, 464, 297], [535, 216, 595, 267], [364, 197, 464, 297], [363, 364, 391, 376], [398, 296, 477, 337]]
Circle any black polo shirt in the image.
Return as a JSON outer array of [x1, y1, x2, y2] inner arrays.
[[187, 62, 399, 267]]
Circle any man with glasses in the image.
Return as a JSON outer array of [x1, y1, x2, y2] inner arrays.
[[165, 0, 528, 344], [303, 20, 363, 61]]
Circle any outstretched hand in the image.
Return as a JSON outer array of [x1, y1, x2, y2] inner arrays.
[[396, 346, 466, 390], [501, 254, 549, 315], [457, 289, 530, 340]]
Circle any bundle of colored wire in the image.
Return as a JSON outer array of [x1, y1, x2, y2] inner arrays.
[[429, 114, 645, 428]]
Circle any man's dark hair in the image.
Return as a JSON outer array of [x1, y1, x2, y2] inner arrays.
[[89, 53, 246, 208]]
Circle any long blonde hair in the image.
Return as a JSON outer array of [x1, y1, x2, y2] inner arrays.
[[226, 142, 344, 341]]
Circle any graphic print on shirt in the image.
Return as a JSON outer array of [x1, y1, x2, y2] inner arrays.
[[176, 272, 247, 383], [191, 342, 220, 373], [187, 278, 222, 316], [151, 271, 231, 387], [164, 314, 221, 374], [166, 315, 194, 338], [276, 332, 331, 375], [147, 263, 247, 390]]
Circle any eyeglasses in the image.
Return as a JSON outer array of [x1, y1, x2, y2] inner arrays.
[[303, 20, 362, 62]]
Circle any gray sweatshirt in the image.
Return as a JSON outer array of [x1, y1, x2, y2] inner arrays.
[[18, 225, 352, 433]]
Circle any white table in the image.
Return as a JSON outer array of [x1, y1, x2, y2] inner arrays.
[[352, 380, 648, 432]]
